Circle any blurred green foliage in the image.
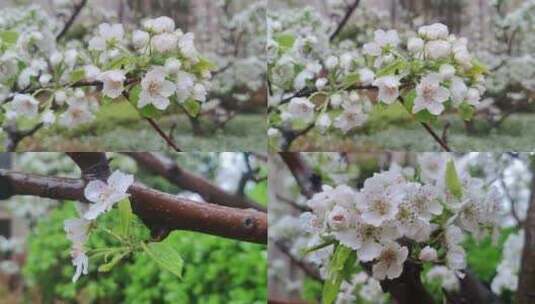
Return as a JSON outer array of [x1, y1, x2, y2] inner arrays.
[[23, 199, 266, 304]]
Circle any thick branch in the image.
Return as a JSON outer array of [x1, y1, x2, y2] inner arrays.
[[379, 261, 434, 304], [0, 169, 266, 244], [56, 0, 88, 41], [516, 166, 535, 304], [125, 152, 266, 212]]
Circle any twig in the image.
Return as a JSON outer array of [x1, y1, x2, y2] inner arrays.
[[272, 239, 322, 281], [56, 0, 88, 41], [145, 118, 182, 152], [329, 0, 361, 41]]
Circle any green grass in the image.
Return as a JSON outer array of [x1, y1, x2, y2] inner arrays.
[[12, 102, 267, 152], [292, 104, 535, 152]]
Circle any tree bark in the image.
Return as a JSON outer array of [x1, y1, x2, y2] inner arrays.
[[516, 165, 535, 304], [0, 153, 267, 244], [279, 153, 322, 199]]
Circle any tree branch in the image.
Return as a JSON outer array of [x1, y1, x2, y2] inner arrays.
[[56, 0, 88, 41], [145, 118, 182, 152], [125, 152, 266, 212], [329, 0, 361, 41], [272, 239, 322, 282], [279, 153, 322, 199]]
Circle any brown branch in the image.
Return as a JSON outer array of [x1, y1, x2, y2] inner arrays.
[[145, 118, 182, 152], [125, 152, 266, 212], [272, 239, 322, 282], [329, 0, 361, 41], [276, 195, 311, 213], [0, 153, 267, 244], [56, 0, 88, 41], [4, 122, 44, 151], [516, 165, 535, 304], [279, 153, 322, 199]]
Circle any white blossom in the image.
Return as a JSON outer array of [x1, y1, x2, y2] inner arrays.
[[372, 241, 408, 280], [98, 70, 125, 99], [139, 67, 176, 110], [83, 170, 134, 220], [88, 23, 124, 51], [413, 73, 450, 115], [373, 76, 400, 104]]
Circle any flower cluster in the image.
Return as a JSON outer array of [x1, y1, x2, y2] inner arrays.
[[64, 170, 133, 282], [268, 4, 487, 148], [491, 230, 524, 294], [0, 5, 213, 140], [300, 154, 501, 281]]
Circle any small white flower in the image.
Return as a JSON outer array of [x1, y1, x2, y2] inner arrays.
[[84, 65, 101, 82], [139, 67, 176, 110], [164, 58, 182, 74], [359, 68, 375, 86], [55, 90, 67, 105], [373, 76, 400, 104], [315, 78, 328, 90], [88, 23, 124, 51], [267, 128, 280, 137], [363, 29, 399, 56], [41, 110, 56, 125], [192, 83, 207, 102], [316, 113, 331, 133], [143, 16, 175, 34], [407, 37, 424, 53], [439, 64, 456, 80], [372, 241, 408, 280], [425, 40, 451, 60], [50, 51, 63, 66], [59, 98, 94, 127], [132, 30, 150, 49], [334, 101, 367, 133], [175, 71, 196, 103], [178, 33, 199, 62], [98, 70, 125, 99], [287, 97, 315, 122], [39, 74, 52, 86], [418, 23, 449, 40], [83, 170, 134, 220], [466, 88, 480, 106], [11, 94, 39, 118], [152, 33, 178, 53], [450, 77, 468, 105], [419, 246, 438, 262], [413, 73, 450, 115], [325, 56, 339, 69]]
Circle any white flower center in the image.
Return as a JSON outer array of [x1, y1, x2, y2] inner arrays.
[[148, 81, 161, 95]]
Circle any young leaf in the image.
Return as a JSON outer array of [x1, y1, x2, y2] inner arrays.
[[445, 159, 463, 199], [402, 90, 417, 112], [274, 33, 296, 52], [322, 244, 352, 304], [183, 99, 201, 117], [141, 240, 184, 279], [458, 103, 475, 121], [98, 250, 130, 272], [117, 199, 133, 238], [69, 68, 86, 83], [376, 59, 407, 77], [0, 31, 19, 46]]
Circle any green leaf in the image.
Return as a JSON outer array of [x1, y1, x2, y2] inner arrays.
[[342, 73, 360, 89], [459, 102, 475, 121], [402, 90, 416, 112], [98, 250, 130, 272], [106, 55, 134, 70], [192, 56, 217, 75], [117, 199, 133, 238], [322, 244, 352, 304], [415, 109, 436, 124], [466, 58, 489, 78], [376, 59, 407, 77], [141, 241, 184, 279], [127, 84, 161, 118], [69, 68, 86, 83], [183, 99, 201, 117], [274, 33, 296, 52], [445, 160, 463, 200], [0, 31, 19, 46]]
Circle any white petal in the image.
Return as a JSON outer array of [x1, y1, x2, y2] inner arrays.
[[108, 171, 134, 193], [386, 262, 404, 279], [159, 80, 176, 97], [84, 201, 110, 220], [84, 180, 108, 203], [358, 240, 383, 262], [152, 95, 170, 110]]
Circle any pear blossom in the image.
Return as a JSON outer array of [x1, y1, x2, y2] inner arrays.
[[83, 170, 134, 220], [407, 37, 424, 53], [372, 241, 408, 280], [164, 58, 182, 74], [143, 16, 175, 34], [175, 71, 196, 102], [373, 76, 400, 104], [418, 23, 449, 40], [151, 33, 178, 53], [358, 68, 375, 86], [178, 33, 199, 62], [132, 30, 150, 49], [64, 217, 91, 282], [333, 101, 367, 133], [98, 70, 126, 99], [425, 40, 451, 60], [192, 83, 207, 102], [316, 113, 331, 133], [88, 23, 124, 51], [466, 88, 481, 106], [439, 64, 455, 80], [286, 97, 315, 122], [413, 73, 450, 115], [450, 77, 468, 105], [325, 56, 338, 69], [139, 67, 176, 110], [315, 78, 328, 90], [419, 246, 438, 262], [59, 99, 94, 127], [11, 94, 39, 118], [363, 29, 400, 56]]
